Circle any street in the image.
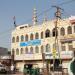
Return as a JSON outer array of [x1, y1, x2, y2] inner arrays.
[[11, 73, 23, 75], [0, 73, 24, 75], [0, 74, 23, 75], [0, 72, 24, 75]]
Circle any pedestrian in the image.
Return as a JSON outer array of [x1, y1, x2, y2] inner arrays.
[[11, 64, 14, 74]]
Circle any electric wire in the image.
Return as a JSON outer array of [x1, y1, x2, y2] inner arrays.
[[19, 0, 75, 26], [0, 0, 75, 38], [58, 0, 75, 6]]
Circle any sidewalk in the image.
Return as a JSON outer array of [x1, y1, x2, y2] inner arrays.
[[15, 71, 23, 75]]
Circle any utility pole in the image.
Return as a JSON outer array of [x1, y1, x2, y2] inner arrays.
[[13, 16, 17, 27], [11, 49, 15, 66], [52, 6, 62, 73], [42, 51, 45, 75]]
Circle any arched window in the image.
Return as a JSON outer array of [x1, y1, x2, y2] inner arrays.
[[16, 48, 19, 55], [68, 41, 73, 51], [35, 33, 39, 39], [25, 34, 28, 41], [16, 36, 19, 42], [67, 26, 72, 34], [21, 35, 24, 42], [12, 37, 15, 43], [25, 47, 28, 54], [45, 29, 50, 38], [41, 45, 44, 53], [41, 32, 43, 39], [60, 27, 65, 36], [52, 28, 58, 37], [21, 48, 23, 54], [46, 44, 50, 52], [30, 34, 33, 40], [35, 46, 39, 53], [61, 44, 66, 51], [30, 47, 33, 53]]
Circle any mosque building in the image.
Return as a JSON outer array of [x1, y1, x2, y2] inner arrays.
[[11, 8, 75, 72]]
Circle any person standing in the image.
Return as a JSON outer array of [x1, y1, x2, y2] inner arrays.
[[11, 64, 14, 74]]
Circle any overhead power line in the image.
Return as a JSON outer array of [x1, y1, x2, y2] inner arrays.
[[0, 0, 75, 37], [58, 0, 75, 6], [0, 28, 13, 36], [22, 0, 75, 24]]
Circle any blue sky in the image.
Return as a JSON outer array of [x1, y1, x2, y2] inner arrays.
[[0, 0, 75, 50]]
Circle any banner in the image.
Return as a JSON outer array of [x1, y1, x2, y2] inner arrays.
[[52, 48, 56, 58]]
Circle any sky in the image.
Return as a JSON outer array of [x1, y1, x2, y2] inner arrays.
[[0, 0, 75, 50]]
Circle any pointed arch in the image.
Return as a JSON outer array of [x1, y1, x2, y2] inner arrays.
[[16, 48, 19, 55], [45, 29, 50, 38], [16, 36, 19, 42], [30, 34, 33, 40], [25, 47, 28, 54], [21, 48, 23, 54], [35, 46, 39, 53], [25, 34, 28, 41], [35, 32, 39, 39], [30, 47, 33, 53], [60, 27, 65, 36], [52, 28, 58, 37], [21, 35, 24, 42], [67, 26, 72, 34]]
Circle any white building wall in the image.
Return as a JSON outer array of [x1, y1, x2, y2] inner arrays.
[[11, 17, 75, 71]]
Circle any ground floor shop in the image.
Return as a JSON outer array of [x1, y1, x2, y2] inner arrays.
[[14, 51, 73, 74], [15, 59, 72, 73]]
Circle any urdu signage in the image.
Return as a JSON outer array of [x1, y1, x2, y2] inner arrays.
[[0, 56, 11, 59], [45, 52, 59, 59], [20, 39, 41, 46], [60, 51, 73, 59], [45, 51, 73, 59]]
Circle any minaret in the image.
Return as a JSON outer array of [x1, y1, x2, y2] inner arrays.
[[43, 13, 47, 22], [32, 8, 37, 25]]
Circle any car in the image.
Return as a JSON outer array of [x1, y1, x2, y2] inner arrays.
[[0, 64, 7, 74]]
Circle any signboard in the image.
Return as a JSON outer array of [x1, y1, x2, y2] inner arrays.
[[73, 41, 75, 48], [20, 39, 41, 46], [60, 51, 73, 59], [52, 48, 56, 58], [0, 56, 11, 59], [45, 51, 73, 59], [45, 52, 59, 59]]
